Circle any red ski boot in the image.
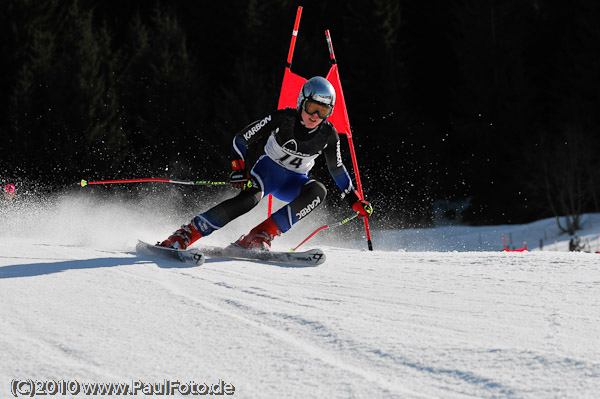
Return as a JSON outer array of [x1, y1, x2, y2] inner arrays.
[[158, 222, 202, 250], [233, 217, 281, 251]]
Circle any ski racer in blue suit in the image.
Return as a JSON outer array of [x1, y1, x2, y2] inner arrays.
[[159, 76, 373, 250]]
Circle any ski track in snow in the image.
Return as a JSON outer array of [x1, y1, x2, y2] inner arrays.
[[1, 197, 599, 398], [1, 238, 599, 399]]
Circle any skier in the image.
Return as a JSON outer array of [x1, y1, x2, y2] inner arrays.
[[158, 76, 373, 251]]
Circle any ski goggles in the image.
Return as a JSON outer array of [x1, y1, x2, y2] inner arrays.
[[302, 99, 333, 119]]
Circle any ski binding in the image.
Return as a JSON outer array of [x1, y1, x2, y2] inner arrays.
[[136, 240, 205, 266]]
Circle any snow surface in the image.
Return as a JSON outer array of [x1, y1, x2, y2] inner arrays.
[[1, 193, 599, 398]]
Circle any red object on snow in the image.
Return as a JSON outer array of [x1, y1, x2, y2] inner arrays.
[[503, 247, 528, 252], [503, 235, 528, 252]]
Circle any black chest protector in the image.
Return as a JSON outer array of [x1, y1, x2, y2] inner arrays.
[[274, 108, 332, 157]]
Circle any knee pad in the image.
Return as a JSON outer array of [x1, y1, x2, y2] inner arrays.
[[271, 181, 327, 233], [301, 180, 327, 200], [291, 181, 327, 221]]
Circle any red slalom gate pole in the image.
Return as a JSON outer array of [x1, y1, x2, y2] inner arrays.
[[270, 6, 304, 217], [324, 30, 373, 251], [286, 7, 303, 68]]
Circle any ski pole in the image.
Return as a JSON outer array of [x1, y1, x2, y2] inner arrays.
[[292, 213, 360, 251], [78, 178, 228, 187]]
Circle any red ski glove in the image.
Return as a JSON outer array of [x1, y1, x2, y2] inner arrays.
[[230, 159, 252, 190], [352, 199, 373, 218]]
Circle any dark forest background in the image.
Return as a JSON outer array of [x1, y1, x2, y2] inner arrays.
[[1, 0, 599, 230]]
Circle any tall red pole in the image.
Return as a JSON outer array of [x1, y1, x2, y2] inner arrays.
[[270, 6, 303, 217], [286, 7, 303, 67], [325, 30, 373, 251]]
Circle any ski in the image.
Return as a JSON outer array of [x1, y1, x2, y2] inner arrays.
[[199, 245, 326, 267], [136, 240, 325, 267], [136, 240, 205, 266]]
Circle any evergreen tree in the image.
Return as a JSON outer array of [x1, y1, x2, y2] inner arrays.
[[118, 5, 205, 177], [525, 0, 600, 230], [450, 0, 537, 223], [5, 0, 125, 183]]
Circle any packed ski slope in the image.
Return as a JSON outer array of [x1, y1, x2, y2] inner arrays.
[[1, 192, 599, 398]]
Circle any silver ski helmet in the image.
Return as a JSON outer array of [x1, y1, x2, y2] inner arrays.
[[297, 76, 336, 119]]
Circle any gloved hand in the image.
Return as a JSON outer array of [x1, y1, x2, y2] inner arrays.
[[352, 199, 373, 218], [230, 159, 251, 190]]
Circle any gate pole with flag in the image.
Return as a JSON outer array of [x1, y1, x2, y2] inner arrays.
[[324, 30, 373, 250], [275, 8, 373, 251], [269, 6, 306, 217]]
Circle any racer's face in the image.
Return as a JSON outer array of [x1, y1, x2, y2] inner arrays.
[[300, 108, 323, 129]]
